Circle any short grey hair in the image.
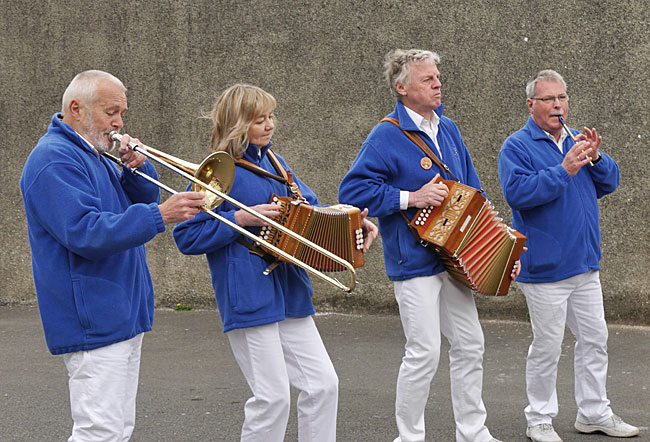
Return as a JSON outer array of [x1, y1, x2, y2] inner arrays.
[[526, 69, 567, 99], [61, 70, 126, 115], [384, 49, 441, 98]]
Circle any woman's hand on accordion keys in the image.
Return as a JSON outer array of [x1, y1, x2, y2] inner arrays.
[[234, 203, 282, 227], [360, 208, 378, 253], [408, 174, 449, 208]]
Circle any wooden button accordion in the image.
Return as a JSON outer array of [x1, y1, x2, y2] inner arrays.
[[258, 195, 366, 272], [410, 178, 526, 296]]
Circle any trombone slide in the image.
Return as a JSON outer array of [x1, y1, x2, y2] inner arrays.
[[104, 133, 357, 292]]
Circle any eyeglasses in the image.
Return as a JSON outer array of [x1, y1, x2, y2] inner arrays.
[[531, 95, 569, 104]]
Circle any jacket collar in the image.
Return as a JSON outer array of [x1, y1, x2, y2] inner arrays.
[[242, 141, 273, 164], [525, 115, 555, 141], [394, 100, 444, 131], [52, 113, 99, 157]]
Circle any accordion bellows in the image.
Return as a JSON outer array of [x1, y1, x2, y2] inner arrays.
[[258, 195, 365, 272], [410, 179, 526, 296]]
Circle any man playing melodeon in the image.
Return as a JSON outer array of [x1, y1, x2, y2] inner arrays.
[[339, 49, 511, 442]]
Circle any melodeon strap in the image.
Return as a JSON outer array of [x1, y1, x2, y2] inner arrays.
[[234, 149, 304, 268], [235, 150, 304, 200], [380, 117, 466, 240], [380, 117, 461, 182]]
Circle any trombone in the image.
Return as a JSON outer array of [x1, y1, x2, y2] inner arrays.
[[104, 132, 356, 292]]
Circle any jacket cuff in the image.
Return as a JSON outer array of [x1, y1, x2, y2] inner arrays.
[[150, 203, 166, 233]]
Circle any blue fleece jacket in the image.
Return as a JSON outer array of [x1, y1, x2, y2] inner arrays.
[[20, 114, 166, 355], [498, 116, 619, 283], [173, 142, 317, 332], [338, 101, 483, 281]]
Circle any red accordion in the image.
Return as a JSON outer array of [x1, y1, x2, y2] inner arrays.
[[409, 178, 526, 296], [258, 195, 365, 272]]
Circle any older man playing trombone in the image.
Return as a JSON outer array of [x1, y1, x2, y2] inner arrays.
[[20, 70, 204, 441]]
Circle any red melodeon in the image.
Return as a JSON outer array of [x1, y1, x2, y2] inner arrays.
[[409, 178, 526, 296], [258, 194, 365, 272]]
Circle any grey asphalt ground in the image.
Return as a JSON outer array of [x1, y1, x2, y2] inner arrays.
[[1, 306, 648, 442]]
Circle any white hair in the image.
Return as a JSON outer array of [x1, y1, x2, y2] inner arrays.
[[61, 70, 126, 115], [526, 69, 567, 99], [384, 49, 441, 98]]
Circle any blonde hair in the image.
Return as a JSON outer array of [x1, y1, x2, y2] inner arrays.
[[209, 84, 277, 158]]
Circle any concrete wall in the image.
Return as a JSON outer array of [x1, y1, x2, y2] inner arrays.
[[2, 0, 648, 324]]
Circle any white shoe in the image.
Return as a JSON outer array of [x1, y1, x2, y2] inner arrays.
[[575, 414, 640, 437], [526, 423, 562, 442], [489, 438, 503, 442]]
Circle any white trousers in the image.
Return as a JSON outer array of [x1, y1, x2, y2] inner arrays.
[[63, 333, 144, 442], [393, 273, 492, 442], [227, 316, 338, 442], [519, 271, 612, 426]]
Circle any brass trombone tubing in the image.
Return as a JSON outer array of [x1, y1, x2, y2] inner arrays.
[[104, 136, 356, 292]]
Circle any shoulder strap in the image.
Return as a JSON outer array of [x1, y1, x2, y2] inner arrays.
[[266, 150, 304, 200], [380, 117, 460, 182], [235, 236, 276, 262], [236, 157, 286, 182], [234, 149, 304, 199], [380, 117, 454, 245]]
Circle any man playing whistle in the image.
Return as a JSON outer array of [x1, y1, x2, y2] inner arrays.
[[498, 69, 639, 442]]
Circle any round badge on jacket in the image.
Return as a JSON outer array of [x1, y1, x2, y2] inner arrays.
[[420, 157, 432, 170]]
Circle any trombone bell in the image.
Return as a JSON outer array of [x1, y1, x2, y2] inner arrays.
[[191, 152, 235, 209]]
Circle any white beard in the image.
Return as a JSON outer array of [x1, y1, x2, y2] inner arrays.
[[80, 113, 112, 153]]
